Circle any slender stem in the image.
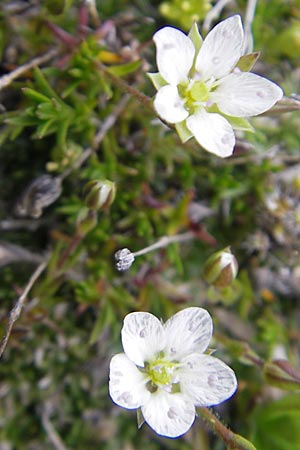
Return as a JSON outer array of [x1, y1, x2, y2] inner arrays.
[[56, 233, 83, 271], [132, 231, 195, 257], [243, 0, 258, 53], [96, 60, 153, 110], [115, 231, 197, 271], [203, 0, 233, 32], [0, 48, 59, 91], [42, 411, 70, 450], [199, 407, 232, 445], [199, 408, 257, 450], [0, 260, 48, 359]]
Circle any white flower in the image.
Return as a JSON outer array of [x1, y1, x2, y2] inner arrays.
[[109, 307, 237, 438], [148, 15, 283, 157]]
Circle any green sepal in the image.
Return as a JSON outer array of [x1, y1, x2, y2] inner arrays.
[[188, 21, 203, 53], [225, 115, 254, 132], [147, 72, 168, 90], [107, 59, 141, 77], [228, 433, 258, 450], [175, 120, 193, 143], [137, 408, 145, 429], [236, 52, 260, 72]]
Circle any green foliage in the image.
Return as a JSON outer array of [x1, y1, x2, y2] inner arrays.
[[159, 0, 212, 30], [251, 394, 300, 450]]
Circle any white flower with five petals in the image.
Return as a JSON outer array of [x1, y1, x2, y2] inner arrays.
[[109, 307, 237, 438], [148, 15, 283, 157]]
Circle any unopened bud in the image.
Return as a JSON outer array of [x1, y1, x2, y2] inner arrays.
[[203, 246, 238, 288], [115, 248, 135, 271], [264, 359, 300, 390], [83, 179, 116, 211]]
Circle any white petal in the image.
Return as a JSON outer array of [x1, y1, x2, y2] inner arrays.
[[163, 307, 213, 360], [186, 109, 235, 157], [109, 353, 150, 409], [153, 27, 195, 84], [121, 312, 166, 367], [142, 391, 195, 438], [195, 15, 244, 80], [213, 72, 284, 117], [179, 353, 238, 406], [154, 85, 189, 124]]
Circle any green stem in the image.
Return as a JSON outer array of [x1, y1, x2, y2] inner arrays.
[[56, 232, 83, 272], [198, 408, 257, 450], [96, 61, 153, 110]]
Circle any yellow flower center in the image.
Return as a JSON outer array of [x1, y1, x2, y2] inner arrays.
[[178, 80, 211, 114], [144, 357, 180, 393]]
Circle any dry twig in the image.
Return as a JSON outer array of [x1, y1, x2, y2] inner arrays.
[[42, 411, 70, 450], [0, 48, 59, 92], [203, 0, 233, 32], [0, 260, 47, 359]]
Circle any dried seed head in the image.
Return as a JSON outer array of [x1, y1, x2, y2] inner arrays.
[[115, 248, 135, 271], [15, 175, 62, 218]]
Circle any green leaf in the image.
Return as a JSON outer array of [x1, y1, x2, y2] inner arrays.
[[6, 112, 37, 127], [167, 242, 184, 275], [175, 120, 193, 143], [89, 301, 114, 345], [33, 67, 61, 101], [22, 87, 51, 103], [147, 72, 168, 90], [57, 119, 70, 147], [36, 102, 57, 120], [236, 52, 260, 72], [61, 80, 81, 98], [188, 21, 203, 53], [34, 119, 56, 138], [251, 394, 300, 450], [107, 60, 141, 77]]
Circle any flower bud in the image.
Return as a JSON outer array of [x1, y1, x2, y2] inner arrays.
[[115, 248, 135, 271], [83, 179, 116, 211], [263, 359, 300, 391], [203, 247, 238, 288]]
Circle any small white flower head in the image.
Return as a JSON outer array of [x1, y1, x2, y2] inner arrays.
[[109, 307, 237, 438], [148, 15, 283, 158]]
